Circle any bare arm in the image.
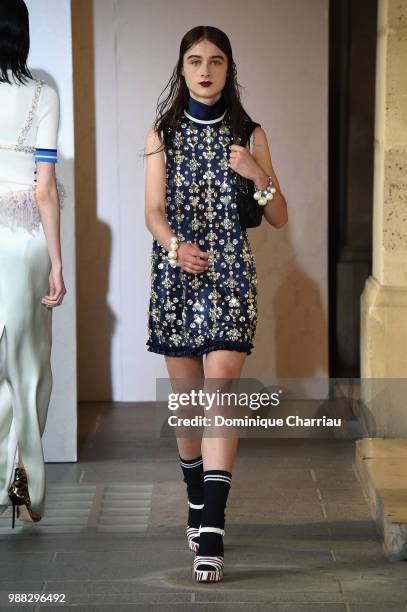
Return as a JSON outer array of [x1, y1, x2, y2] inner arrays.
[[249, 127, 288, 229], [35, 162, 66, 307], [144, 128, 175, 252], [144, 128, 209, 274], [36, 163, 61, 267], [230, 127, 288, 229]]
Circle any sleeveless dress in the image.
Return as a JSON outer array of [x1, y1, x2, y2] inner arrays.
[[147, 96, 259, 357], [0, 73, 61, 515]]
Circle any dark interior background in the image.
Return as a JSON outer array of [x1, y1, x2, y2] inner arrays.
[[329, 0, 378, 378]]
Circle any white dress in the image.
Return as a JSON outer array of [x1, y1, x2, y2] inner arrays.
[[0, 72, 60, 515]]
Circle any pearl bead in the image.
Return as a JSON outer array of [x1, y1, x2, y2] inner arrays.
[[266, 192, 274, 200], [258, 197, 267, 206], [253, 192, 261, 201]]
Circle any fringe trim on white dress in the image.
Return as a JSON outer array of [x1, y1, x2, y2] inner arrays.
[[0, 181, 65, 235]]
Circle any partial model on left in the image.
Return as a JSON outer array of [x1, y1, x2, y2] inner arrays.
[[0, 0, 66, 528]]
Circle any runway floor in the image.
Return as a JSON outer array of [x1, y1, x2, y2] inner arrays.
[[0, 402, 405, 611]]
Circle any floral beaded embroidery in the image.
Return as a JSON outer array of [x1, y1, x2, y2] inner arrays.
[[147, 114, 258, 357]]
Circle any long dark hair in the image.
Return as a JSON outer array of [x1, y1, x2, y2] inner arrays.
[[153, 26, 247, 150], [0, 0, 32, 84]]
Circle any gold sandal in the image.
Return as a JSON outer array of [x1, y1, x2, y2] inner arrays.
[[8, 467, 41, 528]]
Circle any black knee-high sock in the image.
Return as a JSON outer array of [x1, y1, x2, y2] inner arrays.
[[180, 455, 204, 528], [198, 470, 232, 557]]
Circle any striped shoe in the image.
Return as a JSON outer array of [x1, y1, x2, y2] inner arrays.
[[192, 526, 225, 582], [186, 500, 204, 551], [193, 554, 224, 582], [186, 525, 200, 552]]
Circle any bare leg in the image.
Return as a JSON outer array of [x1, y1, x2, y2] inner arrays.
[[165, 355, 205, 459], [201, 350, 247, 472]]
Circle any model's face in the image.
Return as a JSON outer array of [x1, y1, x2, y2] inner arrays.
[[182, 39, 228, 104]]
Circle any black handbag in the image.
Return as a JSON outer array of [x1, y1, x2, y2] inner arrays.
[[235, 120, 264, 229]]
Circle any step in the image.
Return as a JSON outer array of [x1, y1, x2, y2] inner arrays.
[[355, 438, 407, 560]]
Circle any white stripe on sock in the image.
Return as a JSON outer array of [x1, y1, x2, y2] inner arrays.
[[203, 476, 231, 484], [199, 526, 225, 536], [181, 459, 203, 468], [188, 501, 204, 509]]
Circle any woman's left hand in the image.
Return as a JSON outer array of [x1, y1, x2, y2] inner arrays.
[[229, 144, 260, 180], [41, 266, 67, 308]]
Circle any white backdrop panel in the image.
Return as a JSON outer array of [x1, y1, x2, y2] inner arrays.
[[91, 0, 329, 401], [26, 0, 77, 460]]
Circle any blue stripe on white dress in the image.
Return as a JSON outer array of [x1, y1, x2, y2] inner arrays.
[[35, 148, 58, 163]]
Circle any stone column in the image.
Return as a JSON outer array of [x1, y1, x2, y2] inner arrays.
[[360, 0, 407, 436]]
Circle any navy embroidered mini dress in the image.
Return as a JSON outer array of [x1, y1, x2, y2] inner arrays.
[[147, 96, 259, 357]]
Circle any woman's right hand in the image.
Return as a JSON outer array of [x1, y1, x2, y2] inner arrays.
[[177, 242, 209, 274], [41, 265, 67, 308]]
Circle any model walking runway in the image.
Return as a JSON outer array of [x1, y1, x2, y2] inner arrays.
[[145, 25, 288, 582], [0, 0, 66, 524]]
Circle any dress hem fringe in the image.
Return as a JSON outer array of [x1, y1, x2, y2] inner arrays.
[[146, 340, 253, 357]]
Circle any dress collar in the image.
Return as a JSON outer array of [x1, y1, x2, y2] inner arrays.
[[184, 95, 226, 125]]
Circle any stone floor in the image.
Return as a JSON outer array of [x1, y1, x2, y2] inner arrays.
[[356, 438, 407, 558], [0, 403, 406, 611]]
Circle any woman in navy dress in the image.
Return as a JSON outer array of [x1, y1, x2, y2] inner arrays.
[[145, 26, 287, 582]]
